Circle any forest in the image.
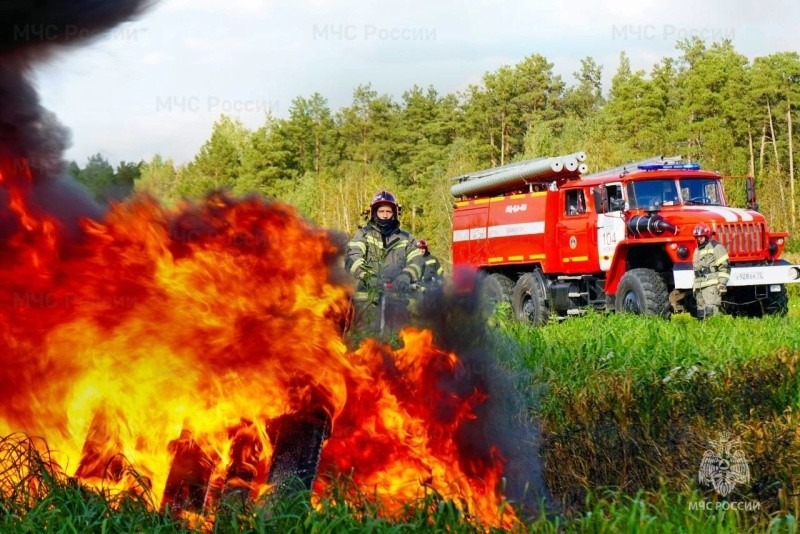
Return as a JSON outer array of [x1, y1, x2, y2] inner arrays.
[[69, 38, 800, 261]]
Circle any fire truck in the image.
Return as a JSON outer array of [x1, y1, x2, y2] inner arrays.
[[450, 154, 800, 324]]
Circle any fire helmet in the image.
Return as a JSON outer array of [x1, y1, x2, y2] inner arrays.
[[693, 222, 712, 239], [370, 190, 398, 219]]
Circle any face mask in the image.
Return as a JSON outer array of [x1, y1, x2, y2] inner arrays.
[[375, 217, 398, 235]]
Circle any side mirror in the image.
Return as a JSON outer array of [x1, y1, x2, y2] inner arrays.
[[745, 176, 758, 211], [592, 188, 603, 213]]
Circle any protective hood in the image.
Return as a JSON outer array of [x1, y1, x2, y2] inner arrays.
[[373, 217, 399, 236]]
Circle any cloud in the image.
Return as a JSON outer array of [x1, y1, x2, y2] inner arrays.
[[142, 51, 169, 65], [31, 0, 800, 169], [164, 0, 272, 17]]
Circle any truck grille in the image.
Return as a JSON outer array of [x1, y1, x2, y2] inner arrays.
[[715, 222, 765, 259]]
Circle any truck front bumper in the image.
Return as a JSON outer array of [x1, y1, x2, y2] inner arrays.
[[673, 260, 800, 289]]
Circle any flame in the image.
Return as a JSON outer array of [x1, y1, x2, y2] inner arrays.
[[316, 328, 516, 528], [0, 157, 517, 529]]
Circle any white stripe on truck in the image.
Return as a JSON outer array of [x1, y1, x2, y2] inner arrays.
[[453, 221, 545, 242]]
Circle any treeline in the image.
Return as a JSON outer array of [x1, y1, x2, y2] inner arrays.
[[68, 38, 800, 258]]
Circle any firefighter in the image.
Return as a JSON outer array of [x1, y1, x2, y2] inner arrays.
[[345, 190, 425, 331], [410, 239, 445, 317], [692, 222, 730, 318], [417, 239, 444, 286]]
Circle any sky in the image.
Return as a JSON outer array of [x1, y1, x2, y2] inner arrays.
[[30, 0, 800, 168]]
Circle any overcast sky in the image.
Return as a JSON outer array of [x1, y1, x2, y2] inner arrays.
[[30, 0, 800, 168]]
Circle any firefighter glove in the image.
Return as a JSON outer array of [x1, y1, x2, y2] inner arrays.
[[393, 272, 413, 293]]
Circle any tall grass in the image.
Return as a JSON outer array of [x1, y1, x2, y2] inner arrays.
[[494, 304, 800, 528]]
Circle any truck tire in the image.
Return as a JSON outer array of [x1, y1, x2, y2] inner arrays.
[[615, 268, 670, 318], [478, 272, 514, 317], [759, 285, 789, 317], [512, 271, 550, 326]]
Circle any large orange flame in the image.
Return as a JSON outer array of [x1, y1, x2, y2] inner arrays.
[[0, 157, 517, 529]]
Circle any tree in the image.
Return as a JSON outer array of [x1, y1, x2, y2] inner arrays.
[[135, 155, 178, 204], [176, 115, 249, 199], [336, 84, 400, 174], [673, 40, 750, 168], [750, 52, 800, 229], [76, 153, 115, 202], [602, 52, 664, 154], [393, 85, 459, 234], [562, 57, 604, 118], [107, 160, 141, 200], [237, 115, 299, 198], [464, 65, 518, 166], [283, 93, 341, 176], [462, 54, 565, 167], [513, 54, 565, 128], [66, 160, 81, 181]]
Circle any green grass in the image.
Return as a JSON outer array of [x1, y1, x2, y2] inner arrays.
[[4, 300, 800, 531], [491, 300, 800, 530]]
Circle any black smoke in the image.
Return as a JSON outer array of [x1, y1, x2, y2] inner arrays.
[[401, 284, 554, 519], [0, 1, 153, 239]]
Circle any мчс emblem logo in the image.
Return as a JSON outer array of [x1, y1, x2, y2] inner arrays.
[[698, 431, 750, 497]]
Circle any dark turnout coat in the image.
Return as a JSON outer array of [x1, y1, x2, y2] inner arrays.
[[345, 221, 425, 300]]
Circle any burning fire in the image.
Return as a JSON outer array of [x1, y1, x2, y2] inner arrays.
[[0, 156, 517, 528]]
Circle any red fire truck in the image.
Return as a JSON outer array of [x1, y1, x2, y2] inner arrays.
[[450, 154, 800, 323]]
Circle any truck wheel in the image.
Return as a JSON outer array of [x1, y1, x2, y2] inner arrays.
[[760, 286, 789, 317], [512, 272, 550, 326], [478, 272, 514, 317], [615, 268, 670, 318]]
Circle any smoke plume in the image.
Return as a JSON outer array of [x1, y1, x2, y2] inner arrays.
[[407, 285, 553, 517], [0, 1, 152, 238]]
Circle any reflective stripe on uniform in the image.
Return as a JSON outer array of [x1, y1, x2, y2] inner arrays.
[[364, 234, 383, 248], [350, 258, 365, 274], [407, 247, 422, 259], [403, 264, 422, 279], [348, 241, 366, 253]]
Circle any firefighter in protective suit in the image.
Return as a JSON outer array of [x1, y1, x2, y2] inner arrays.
[[692, 222, 730, 318], [410, 239, 445, 317], [417, 240, 444, 287], [345, 190, 425, 331]]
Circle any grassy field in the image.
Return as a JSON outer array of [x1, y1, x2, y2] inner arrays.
[[493, 295, 800, 532], [3, 299, 800, 532]]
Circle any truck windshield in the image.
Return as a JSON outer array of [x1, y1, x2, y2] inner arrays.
[[626, 177, 724, 208], [678, 178, 723, 205], [626, 179, 679, 209]]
